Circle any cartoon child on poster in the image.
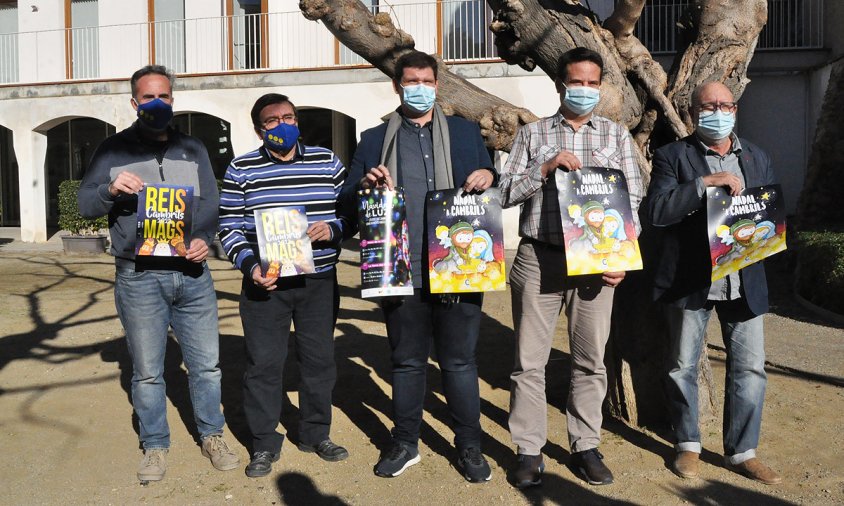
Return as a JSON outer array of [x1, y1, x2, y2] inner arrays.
[[433, 221, 475, 273]]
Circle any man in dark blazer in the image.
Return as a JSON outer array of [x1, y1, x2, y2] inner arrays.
[[647, 82, 781, 485], [341, 51, 497, 483]]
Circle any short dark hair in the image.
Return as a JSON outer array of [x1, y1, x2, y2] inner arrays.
[[130, 65, 175, 99], [555, 47, 604, 84], [393, 51, 438, 84], [250, 93, 297, 130]]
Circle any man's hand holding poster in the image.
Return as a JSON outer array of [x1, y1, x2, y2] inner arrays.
[[358, 188, 413, 298], [135, 183, 192, 257], [555, 167, 642, 275], [707, 184, 786, 281], [253, 206, 315, 277], [426, 188, 506, 293]]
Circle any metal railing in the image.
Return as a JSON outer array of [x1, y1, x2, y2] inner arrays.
[[0, 0, 824, 85], [633, 0, 823, 54], [0, 1, 497, 85]]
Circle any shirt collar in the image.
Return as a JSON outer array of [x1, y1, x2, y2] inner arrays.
[[697, 133, 742, 156], [552, 109, 596, 130], [263, 141, 304, 163]]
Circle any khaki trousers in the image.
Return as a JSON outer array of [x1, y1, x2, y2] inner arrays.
[[508, 239, 615, 455]]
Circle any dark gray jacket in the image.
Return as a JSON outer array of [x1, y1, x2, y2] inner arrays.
[[79, 123, 219, 270]]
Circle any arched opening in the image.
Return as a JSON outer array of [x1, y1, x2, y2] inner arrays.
[[172, 112, 235, 179], [297, 108, 357, 169], [0, 125, 20, 226], [45, 117, 116, 227]]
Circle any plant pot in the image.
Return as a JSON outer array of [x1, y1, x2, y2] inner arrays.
[[62, 235, 108, 255]]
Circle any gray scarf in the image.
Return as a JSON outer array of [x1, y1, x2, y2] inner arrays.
[[379, 104, 453, 189]]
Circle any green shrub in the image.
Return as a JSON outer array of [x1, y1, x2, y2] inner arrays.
[[795, 231, 844, 314], [58, 180, 108, 235]]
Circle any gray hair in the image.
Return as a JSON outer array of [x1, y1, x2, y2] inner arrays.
[[130, 65, 175, 99]]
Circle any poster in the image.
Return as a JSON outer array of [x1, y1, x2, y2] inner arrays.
[[707, 184, 786, 281], [426, 188, 506, 293], [135, 184, 193, 257], [555, 166, 643, 275], [253, 206, 315, 277], [358, 188, 413, 298]]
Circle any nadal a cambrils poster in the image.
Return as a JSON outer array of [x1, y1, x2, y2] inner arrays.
[[357, 188, 413, 298], [426, 188, 506, 293], [555, 167, 643, 275], [135, 184, 193, 257], [253, 206, 315, 277], [706, 184, 786, 281]]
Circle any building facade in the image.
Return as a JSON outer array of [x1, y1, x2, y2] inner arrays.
[[0, 0, 840, 243]]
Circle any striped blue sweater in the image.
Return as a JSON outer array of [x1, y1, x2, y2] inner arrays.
[[219, 143, 349, 277]]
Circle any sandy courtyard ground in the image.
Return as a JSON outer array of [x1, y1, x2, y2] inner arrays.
[[0, 239, 841, 505]]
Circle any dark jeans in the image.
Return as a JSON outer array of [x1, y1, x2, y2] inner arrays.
[[239, 271, 339, 454], [382, 290, 484, 451]]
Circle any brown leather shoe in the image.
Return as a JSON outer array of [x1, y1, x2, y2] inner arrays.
[[727, 457, 782, 485], [673, 451, 700, 479]]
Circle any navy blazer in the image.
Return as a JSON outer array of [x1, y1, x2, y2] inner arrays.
[[646, 135, 775, 315], [339, 114, 495, 232]]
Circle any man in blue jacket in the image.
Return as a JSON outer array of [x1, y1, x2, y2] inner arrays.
[[647, 82, 781, 485], [342, 51, 496, 483]]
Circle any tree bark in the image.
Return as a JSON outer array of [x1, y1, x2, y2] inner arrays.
[[301, 0, 769, 429], [299, 0, 537, 151]]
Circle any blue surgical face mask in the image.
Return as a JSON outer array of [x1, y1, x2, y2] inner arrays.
[[696, 110, 735, 142], [136, 98, 173, 131], [563, 85, 601, 116], [401, 84, 437, 114], [263, 122, 300, 154]]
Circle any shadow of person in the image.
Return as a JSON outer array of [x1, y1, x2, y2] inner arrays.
[[518, 471, 638, 506], [218, 332, 249, 449], [674, 478, 797, 505], [276, 471, 348, 505]]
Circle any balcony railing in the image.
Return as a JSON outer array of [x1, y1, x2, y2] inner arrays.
[[0, 0, 497, 86], [0, 0, 825, 85], [635, 0, 824, 54]]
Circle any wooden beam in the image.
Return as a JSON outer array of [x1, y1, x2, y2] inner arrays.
[[260, 0, 268, 68], [64, 0, 72, 79], [148, 0, 156, 65]]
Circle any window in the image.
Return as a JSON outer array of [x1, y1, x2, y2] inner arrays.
[[441, 0, 497, 61], [171, 113, 234, 179], [231, 0, 266, 70], [153, 0, 185, 73], [0, 1, 18, 84], [69, 0, 99, 79]]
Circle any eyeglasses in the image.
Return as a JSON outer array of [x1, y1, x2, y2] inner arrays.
[[698, 102, 737, 114], [262, 114, 297, 129]]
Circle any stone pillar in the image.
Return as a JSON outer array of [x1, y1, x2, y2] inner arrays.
[[14, 128, 48, 242]]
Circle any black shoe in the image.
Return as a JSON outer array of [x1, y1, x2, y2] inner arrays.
[[245, 451, 280, 478], [570, 448, 614, 485], [374, 442, 420, 477], [457, 447, 492, 483], [514, 453, 544, 489], [298, 439, 349, 462]]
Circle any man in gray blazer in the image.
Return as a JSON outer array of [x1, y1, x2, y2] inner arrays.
[[647, 82, 781, 485]]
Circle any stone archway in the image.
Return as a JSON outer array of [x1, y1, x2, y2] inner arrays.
[[41, 117, 116, 227], [0, 124, 20, 227], [296, 107, 357, 168]]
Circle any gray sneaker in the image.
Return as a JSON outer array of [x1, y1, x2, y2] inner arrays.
[[138, 448, 168, 482], [201, 435, 240, 471]]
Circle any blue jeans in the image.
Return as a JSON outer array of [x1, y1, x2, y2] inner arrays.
[[665, 300, 767, 463], [114, 264, 224, 449], [381, 291, 484, 452]]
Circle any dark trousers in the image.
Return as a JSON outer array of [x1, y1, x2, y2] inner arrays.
[[382, 290, 484, 451], [239, 271, 339, 453]]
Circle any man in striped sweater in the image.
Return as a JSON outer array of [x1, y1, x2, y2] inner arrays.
[[218, 93, 350, 478]]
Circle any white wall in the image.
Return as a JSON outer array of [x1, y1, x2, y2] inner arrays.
[[98, 0, 149, 78], [18, 0, 65, 83], [185, 0, 225, 73]]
